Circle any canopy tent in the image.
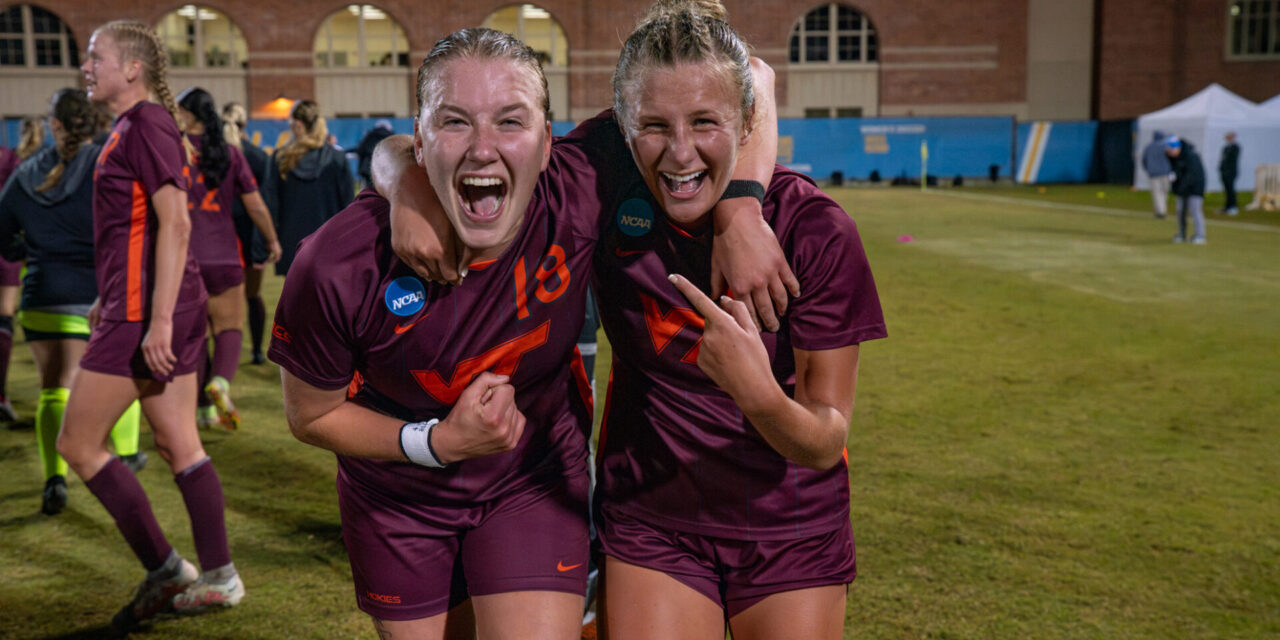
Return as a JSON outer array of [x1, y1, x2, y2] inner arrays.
[[1262, 93, 1280, 112], [1133, 83, 1280, 191]]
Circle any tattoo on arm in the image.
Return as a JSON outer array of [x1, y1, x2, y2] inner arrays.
[[372, 617, 394, 640]]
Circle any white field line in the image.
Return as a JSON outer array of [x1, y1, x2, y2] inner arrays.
[[926, 190, 1280, 234]]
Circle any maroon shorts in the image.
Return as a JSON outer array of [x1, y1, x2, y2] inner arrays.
[[79, 306, 206, 382], [338, 467, 590, 621], [0, 256, 21, 287], [198, 262, 245, 296], [598, 509, 856, 617]]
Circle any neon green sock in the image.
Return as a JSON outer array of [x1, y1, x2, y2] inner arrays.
[[36, 387, 69, 480], [109, 400, 142, 457]]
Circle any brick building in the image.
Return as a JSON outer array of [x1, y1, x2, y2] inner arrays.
[[2, 0, 1279, 122]]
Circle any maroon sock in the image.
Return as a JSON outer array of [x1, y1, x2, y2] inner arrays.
[[211, 330, 242, 382], [84, 457, 173, 571], [247, 296, 266, 354], [0, 315, 12, 400], [174, 458, 231, 570]]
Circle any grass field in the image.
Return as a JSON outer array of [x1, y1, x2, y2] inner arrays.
[[1, 185, 1278, 638]]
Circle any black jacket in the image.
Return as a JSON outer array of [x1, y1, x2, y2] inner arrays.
[[262, 144, 354, 275], [1219, 142, 1240, 178], [1169, 141, 1206, 197]]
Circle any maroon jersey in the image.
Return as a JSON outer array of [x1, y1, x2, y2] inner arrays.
[[593, 151, 887, 539], [269, 154, 607, 506], [92, 102, 205, 322], [186, 133, 258, 269]]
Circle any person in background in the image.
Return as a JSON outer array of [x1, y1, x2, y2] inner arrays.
[[261, 99, 354, 275], [1218, 131, 1239, 215], [0, 115, 47, 421], [175, 87, 281, 430], [355, 119, 395, 188], [1166, 136, 1206, 244], [221, 102, 273, 364], [0, 88, 151, 515], [1142, 129, 1171, 219], [63, 20, 243, 629]]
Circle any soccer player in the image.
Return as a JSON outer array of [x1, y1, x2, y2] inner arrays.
[[175, 87, 281, 430], [261, 99, 353, 275], [220, 102, 273, 364], [59, 21, 243, 630], [0, 87, 151, 516], [0, 116, 44, 421]]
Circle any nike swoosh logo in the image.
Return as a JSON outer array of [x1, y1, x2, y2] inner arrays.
[[556, 561, 583, 572], [394, 312, 430, 334], [614, 248, 647, 257]]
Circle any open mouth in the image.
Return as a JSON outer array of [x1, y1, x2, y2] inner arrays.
[[459, 176, 507, 221], [660, 170, 706, 197]]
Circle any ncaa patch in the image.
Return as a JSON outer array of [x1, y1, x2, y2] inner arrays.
[[617, 198, 654, 237], [384, 276, 426, 316]]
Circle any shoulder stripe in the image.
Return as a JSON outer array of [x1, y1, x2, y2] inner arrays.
[[127, 181, 147, 322]]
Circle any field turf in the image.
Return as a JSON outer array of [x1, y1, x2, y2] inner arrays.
[[1, 185, 1276, 638]]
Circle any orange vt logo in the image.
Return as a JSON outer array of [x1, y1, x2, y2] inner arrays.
[[639, 292, 703, 364], [411, 321, 550, 404]]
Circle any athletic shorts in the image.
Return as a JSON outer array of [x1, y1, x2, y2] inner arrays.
[[597, 509, 856, 618], [339, 467, 590, 621], [233, 214, 269, 266], [198, 262, 245, 296], [79, 306, 206, 382], [0, 256, 21, 287], [19, 310, 90, 341]]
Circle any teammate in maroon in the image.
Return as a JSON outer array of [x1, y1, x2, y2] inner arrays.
[[175, 87, 281, 430], [591, 3, 886, 638], [57, 20, 244, 630]]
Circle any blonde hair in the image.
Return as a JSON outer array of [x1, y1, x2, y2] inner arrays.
[[275, 99, 327, 178], [613, 0, 753, 135], [222, 101, 247, 142], [96, 20, 195, 161], [415, 28, 548, 119], [17, 116, 45, 159]]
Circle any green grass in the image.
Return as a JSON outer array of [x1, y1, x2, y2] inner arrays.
[[960, 182, 1279, 228], [2, 188, 1278, 638]]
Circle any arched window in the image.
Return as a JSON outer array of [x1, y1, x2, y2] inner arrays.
[[156, 5, 248, 69], [481, 4, 569, 120], [314, 4, 409, 68], [0, 4, 78, 68], [789, 3, 877, 64]]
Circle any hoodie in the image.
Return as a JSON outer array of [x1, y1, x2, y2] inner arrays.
[[1168, 139, 1206, 197], [0, 141, 102, 310], [1142, 130, 1171, 177], [261, 143, 355, 275]]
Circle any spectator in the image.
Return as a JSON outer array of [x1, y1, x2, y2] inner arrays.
[[1166, 136, 1206, 244], [1218, 131, 1239, 215], [1142, 130, 1171, 219], [355, 119, 394, 188]]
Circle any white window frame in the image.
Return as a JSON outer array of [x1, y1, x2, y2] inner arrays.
[[314, 4, 409, 69], [789, 3, 878, 66], [156, 5, 247, 69], [0, 4, 76, 69]]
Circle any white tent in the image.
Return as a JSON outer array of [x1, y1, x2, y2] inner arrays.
[[1262, 93, 1280, 112], [1133, 83, 1280, 191]]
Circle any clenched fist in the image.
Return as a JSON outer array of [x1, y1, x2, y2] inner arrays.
[[431, 372, 526, 463]]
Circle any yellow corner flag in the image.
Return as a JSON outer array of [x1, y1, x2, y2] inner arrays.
[[920, 140, 929, 191]]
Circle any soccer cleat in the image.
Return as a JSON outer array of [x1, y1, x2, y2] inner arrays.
[[0, 397, 16, 423], [172, 571, 245, 614], [41, 475, 68, 515], [204, 376, 240, 431], [121, 451, 149, 474], [112, 558, 198, 630], [196, 405, 219, 430]]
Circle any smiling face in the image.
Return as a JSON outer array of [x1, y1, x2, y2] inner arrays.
[[622, 63, 747, 228], [414, 56, 550, 261], [81, 31, 134, 109]]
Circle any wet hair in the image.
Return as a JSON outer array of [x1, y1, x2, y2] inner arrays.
[[221, 101, 248, 142], [275, 99, 327, 178], [415, 28, 549, 119], [612, 0, 753, 135], [37, 89, 103, 191], [178, 87, 230, 189], [17, 115, 45, 159], [95, 20, 195, 161]]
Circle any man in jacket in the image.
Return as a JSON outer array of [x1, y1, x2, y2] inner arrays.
[[1166, 136, 1206, 244], [1142, 130, 1172, 218], [1218, 132, 1240, 215]]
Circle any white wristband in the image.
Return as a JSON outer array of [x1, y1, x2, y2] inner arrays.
[[399, 419, 445, 467]]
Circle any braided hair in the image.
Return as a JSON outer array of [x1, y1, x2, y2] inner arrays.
[[612, 0, 753, 136], [17, 116, 45, 159], [96, 20, 195, 162], [37, 89, 102, 192], [177, 87, 230, 189]]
